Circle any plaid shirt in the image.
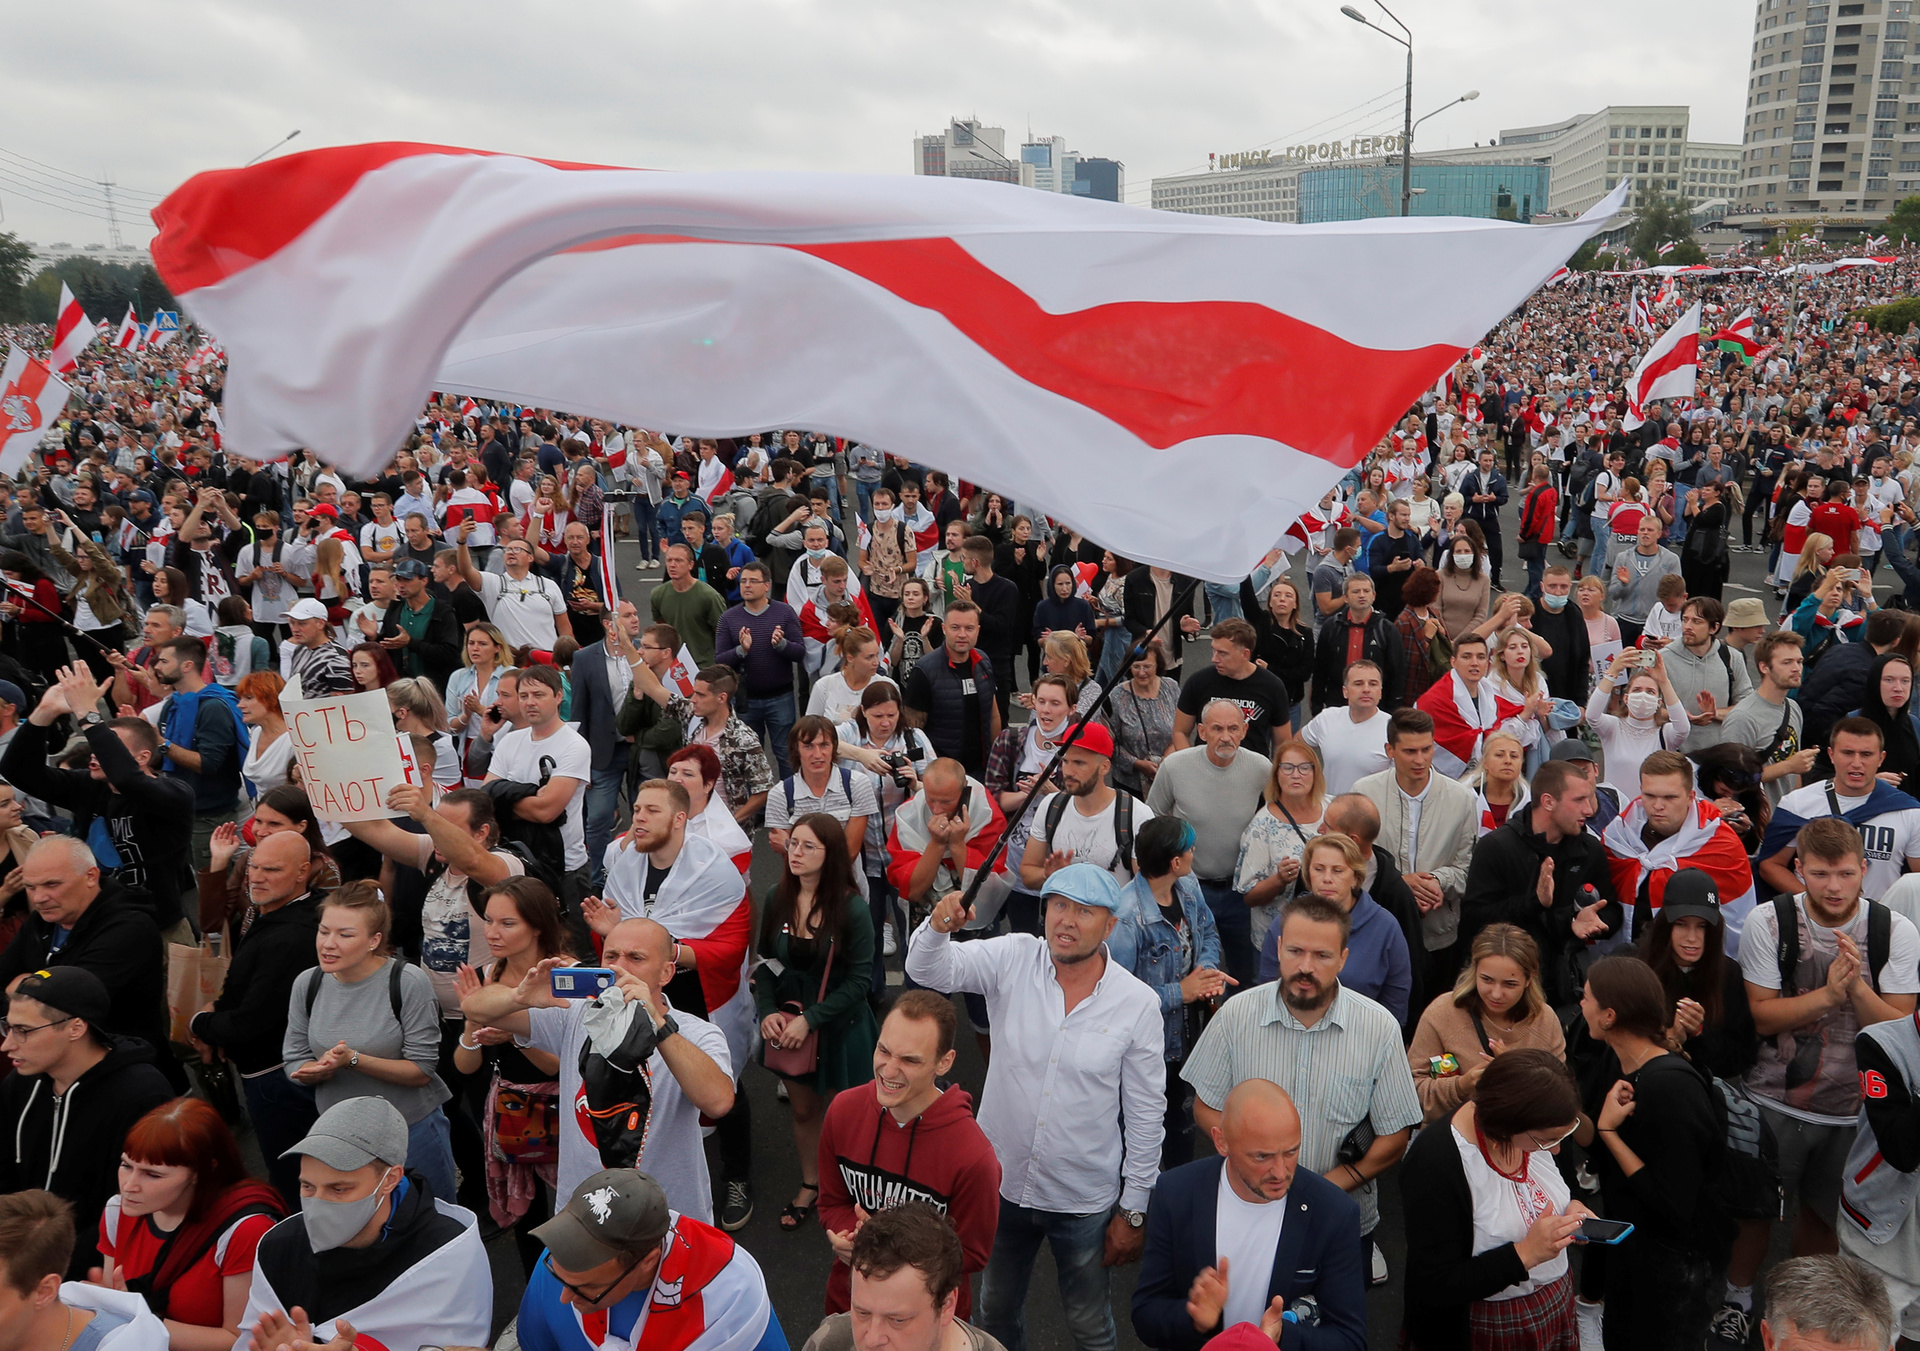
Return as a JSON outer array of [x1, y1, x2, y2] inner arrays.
[[1395, 606, 1447, 706], [667, 694, 773, 810]]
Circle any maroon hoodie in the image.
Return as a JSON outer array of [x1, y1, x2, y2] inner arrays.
[[816, 1083, 1002, 1317]]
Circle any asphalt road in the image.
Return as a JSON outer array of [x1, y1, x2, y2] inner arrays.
[[467, 490, 1790, 1349]]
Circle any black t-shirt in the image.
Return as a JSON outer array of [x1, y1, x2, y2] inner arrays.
[[1176, 666, 1293, 753]]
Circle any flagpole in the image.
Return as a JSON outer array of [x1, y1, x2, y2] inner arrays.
[[951, 576, 1205, 921]]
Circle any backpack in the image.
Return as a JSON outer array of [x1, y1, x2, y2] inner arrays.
[[483, 756, 573, 887], [783, 765, 855, 817], [1774, 891, 1892, 995], [1698, 1059, 1782, 1222], [1043, 790, 1137, 877], [303, 959, 405, 1023]]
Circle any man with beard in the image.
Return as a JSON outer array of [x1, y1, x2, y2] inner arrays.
[[591, 778, 757, 1231], [906, 865, 1163, 1351], [1181, 895, 1422, 1291], [1253, 831, 1412, 1027]]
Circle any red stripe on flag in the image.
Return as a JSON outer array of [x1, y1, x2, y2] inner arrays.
[[1633, 333, 1699, 402], [151, 142, 632, 293]]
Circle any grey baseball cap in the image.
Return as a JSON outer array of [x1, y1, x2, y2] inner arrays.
[[534, 1169, 672, 1273], [283, 1096, 409, 1171]]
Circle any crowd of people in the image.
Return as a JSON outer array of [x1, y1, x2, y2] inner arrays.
[[3, 246, 1920, 1351]]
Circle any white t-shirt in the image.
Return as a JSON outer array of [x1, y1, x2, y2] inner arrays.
[[1452, 1127, 1571, 1299], [1031, 791, 1156, 882], [360, 519, 404, 560], [1214, 1164, 1289, 1330], [525, 998, 732, 1225], [234, 542, 310, 625], [1301, 708, 1393, 796], [242, 730, 295, 798], [479, 570, 566, 651], [806, 673, 899, 729], [489, 723, 592, 870], [1774, 782, 1920, 901]]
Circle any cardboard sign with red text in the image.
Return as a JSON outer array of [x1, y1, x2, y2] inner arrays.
[[282, 690, 408, 821]]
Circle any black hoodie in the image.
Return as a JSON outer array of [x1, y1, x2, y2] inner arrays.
[[0, 878, 173, 1068], [189, 892, 323, 1074], [0, 1034, 174, 1276], [1459, 806, 1621, 1006], [0, 720, 194, 932]]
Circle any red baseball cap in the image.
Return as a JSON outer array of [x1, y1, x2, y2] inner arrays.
[[1068, 722, 1114, 758]]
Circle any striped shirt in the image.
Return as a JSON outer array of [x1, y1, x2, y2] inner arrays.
[[1181, 982, 1421, 1235]]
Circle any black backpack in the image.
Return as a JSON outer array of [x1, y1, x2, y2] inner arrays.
[[303, 960, 404, 1022], [1774, 891, 1891, 994], [484, 757, 573, 888]]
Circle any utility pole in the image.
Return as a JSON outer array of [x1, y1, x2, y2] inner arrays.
[[99, 179, 123, 248]]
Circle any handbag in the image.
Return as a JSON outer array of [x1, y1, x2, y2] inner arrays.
[[763, 937, 835, 1077], [167, 939, 229, 1044]]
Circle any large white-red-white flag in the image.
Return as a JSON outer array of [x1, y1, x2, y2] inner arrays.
[[148, 142, 1625, 581], [49, 286, 96, 375], [0, 345, 74, 476], [112, 304, 140, 350], [1623, 301, 1703, 430]]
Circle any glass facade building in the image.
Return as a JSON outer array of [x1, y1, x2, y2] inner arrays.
[[1296, 160, 1552, 222]]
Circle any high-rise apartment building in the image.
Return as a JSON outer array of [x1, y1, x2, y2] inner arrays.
[[1732, 0, 1916, 225]]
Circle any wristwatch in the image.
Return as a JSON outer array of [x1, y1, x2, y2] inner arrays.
[[348, 1050, 361, 1071], [1122, 1209, 1146, 1229], [78, 712, 103, 729], [655, 1014, 680, 1042]]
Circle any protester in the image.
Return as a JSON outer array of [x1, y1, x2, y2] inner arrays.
[[1636, 874, 1759, 1083], [0, 1190, 172, 1351], [235, 1096, 493, 1351], [906, 866, 1164, 1351], [95, 1098, 286, 1351], [814, 993, 1000, 1319], [1131, 1080, 1365, 1351], [1406, 923, 1566, 1123], [1106, 646, 1179, 799]]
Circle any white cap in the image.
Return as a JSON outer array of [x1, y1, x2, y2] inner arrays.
[[286, 598, 330, 622]]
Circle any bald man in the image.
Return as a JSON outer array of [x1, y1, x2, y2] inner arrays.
[[0, 836, 171, 1072], [189, 829, 325, 1201], [1131, 1080, 1366, 1351], [463, 914, 734, 1223]]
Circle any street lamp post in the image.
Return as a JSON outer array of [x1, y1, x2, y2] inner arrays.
[[1342, 2, 1412, 214]]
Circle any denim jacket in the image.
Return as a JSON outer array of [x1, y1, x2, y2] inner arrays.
[[1106, 873, 1222, 1062]]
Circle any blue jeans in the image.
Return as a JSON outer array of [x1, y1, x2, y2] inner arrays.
[[407, 1106, 459, 1206], [1524, 549, 1546, 599], [978, 1200, 1115, 1351], [866, 873, 897, 995], [741, 690, 797, 779], [1669, 484, 1692, 542], [585, 758, 632, 888], [1886, 535, 1920, 606], [1198, 877, 1256, 990], [854, 480, 880, 525], [632, 497, 660, 562], [245, 1070, 319, 1206]]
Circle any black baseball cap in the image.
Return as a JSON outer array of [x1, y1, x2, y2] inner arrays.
[[1660, 868, 1723, 926], [13, 968, 111, 1026], [1548, 741, 1596, 765]]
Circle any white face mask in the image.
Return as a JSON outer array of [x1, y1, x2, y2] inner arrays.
[[1625, 690, 1661, 720], [1452, 551, 1474, 568]]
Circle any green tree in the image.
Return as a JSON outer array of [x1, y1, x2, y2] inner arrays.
[[26, 258, 174, 329], [0, 232, 34, 322], [1629, 194, 1700, 263], [1887, 195, 1920, 245]]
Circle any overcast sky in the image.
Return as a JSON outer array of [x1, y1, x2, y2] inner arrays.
[[2, 0, 1753, 251]]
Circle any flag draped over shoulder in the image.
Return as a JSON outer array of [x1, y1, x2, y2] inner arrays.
[[1602, 796, 1757, 947], [1758, 780, 1920, 861], [1415, 671, 1515, 779], [148, 142, 1625, 582]]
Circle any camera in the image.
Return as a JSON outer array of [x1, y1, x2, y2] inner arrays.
[[880, 751, 914, 791]]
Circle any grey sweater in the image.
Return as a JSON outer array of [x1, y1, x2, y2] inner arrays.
[[282, 959, 450, 1124], [1606, 545, 1681, 624], [1663, 638, 1755, 752], [1147, 745, 1273, 880]]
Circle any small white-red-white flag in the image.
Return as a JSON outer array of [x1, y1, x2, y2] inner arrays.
[[0, 344, 74, 476], [1623, 301, 1702, 431], [112, 305, 140, 350], [50, 286, 96, 375], [1656, 240, 1677, 258], [664, 644, 700, 698], [1544, 265, 1572, 287]]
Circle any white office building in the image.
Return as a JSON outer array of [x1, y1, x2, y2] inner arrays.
[[1150, 162, 1301, 221]]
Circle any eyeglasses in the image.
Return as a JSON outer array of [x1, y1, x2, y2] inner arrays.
[[786, 837, 823, 854], [1, 1016, 73, 1040], [542, 1252, 641, 1304], [1526, 1128, 1576, 1153], [1277, 763, 1317, 776]]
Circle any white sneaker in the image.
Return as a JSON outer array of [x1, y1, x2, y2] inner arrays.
[[1369, 1244, 1387, 1286], [1576, 1299, 1604, 1351], [882, 922, 898, 956]]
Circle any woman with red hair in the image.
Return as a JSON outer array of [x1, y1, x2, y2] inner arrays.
[[93, 1098, 285, 1350], [349, 642, 400, 693]]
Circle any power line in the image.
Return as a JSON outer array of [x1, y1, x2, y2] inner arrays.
[[0, 146, 164, 202]]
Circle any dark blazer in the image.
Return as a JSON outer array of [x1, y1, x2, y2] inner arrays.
[[1131, 1156, 1365, 1351], [569, 640, 631, 772], [1461, 469, 1509, 532]]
